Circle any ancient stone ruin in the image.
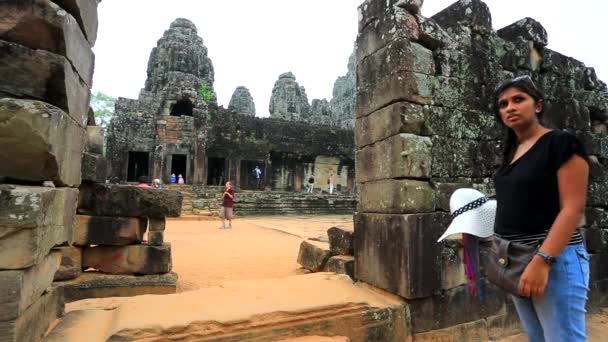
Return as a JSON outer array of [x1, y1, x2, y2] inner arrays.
[[354, 0, 608, 339], [106, 19, 357, 216]]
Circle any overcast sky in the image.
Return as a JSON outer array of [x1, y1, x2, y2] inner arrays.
[[93, 0, 607, 117]]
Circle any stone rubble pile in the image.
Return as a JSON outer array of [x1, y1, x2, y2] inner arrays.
[[0, 0, 99, 340], [297, 226, 355, 279]]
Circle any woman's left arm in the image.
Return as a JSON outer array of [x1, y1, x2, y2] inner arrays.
[[519, 154, 589, 298]]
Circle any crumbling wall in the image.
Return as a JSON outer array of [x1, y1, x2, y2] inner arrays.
[[354, 0, 608, 339], [0, 0, 100, 340]]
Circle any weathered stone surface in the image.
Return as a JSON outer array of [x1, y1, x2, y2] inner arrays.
[[486, 304, 522, 340], [431, 137, 500, 178], [357, 2, 420, 62], [269, 72, 311, 122], [0, 98, 85, 186], [0, 286, 63, 342], [148, 217, 166, 232], [77, 183, 183, 218], [73, 215, 147, 246], [586, 207, 608, 228], [82, 243, 172, 275], [0, 252, 61, 321], [431, 0, 493, 35], [52, 0, 99, 45], [355, 102, 426, 147], [589, 180, 608, 207], [357, 179, 435, 214], [0, 40, 90, 127], [53, 246, 82, 281], [589, 253, 608, 283], [329, 51, 356, 129], [581, 228, 608, 254], [80, 152, 109, 184], [412, 318, 489, 341], [144, 18, 214, 94], [440, 240, 467, 290], [85, 125, 104, 154], [228, 86, 256, 116], [148, 231, 164, 246], [327, 227, 354, 255], [357, 70, 433, 117], [588, 279, 608, 312], [297, 240, 331, 272], [309, 98, 332, 126], [425, 106, 501, 140], [497, 18, 548, 48], [356, 133, 432, 182], [354, 212, 450, 299], [0, 0, 95, 85], [323, 256, 354, 279], [408, 281, 506, 332], [0, 186, 77, 269], [57, 272, 178, 302]]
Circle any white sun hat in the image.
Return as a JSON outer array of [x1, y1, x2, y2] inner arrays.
[[437, 188, 496, 242]]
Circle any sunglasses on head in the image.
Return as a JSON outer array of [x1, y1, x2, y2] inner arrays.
[[495, 74, 539, 93]]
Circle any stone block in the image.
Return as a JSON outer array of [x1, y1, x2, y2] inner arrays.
[[486, 304, 522, 341], [77, 183, 183, 218], [53, 246, 82, 281], [357, 179, 435, 214], [432, 181, 472, 212], [440, 240, 467, 290], [327, 227, 354, 255], [0, 98, 85, 186], [425, 106, 502, 140], [73, 215, 147, 246], [357, 1, 419, 62], [431, 0, 493, 35], [581, 228, 608, 254], [407, 281, 506, 333], [85, 125, 104, 154], [354, 212, 450, 299], [411, 319, 489, 341], [53, 0, 99, 45], [589, 181, 608, 207], [148, 231, 164, 246], [82, 243, 172, 275], [355, 102, 426, 148], [0, 0, 95, 85], [297, 240, 331, 272], [0, 186, 77, 269], [497, 18, 548, 48], [431, 76, 487, 112], [323, 256, 354, 279], [81, 152, 109, 184], [0, 286, 64, 342], [149, 217, 166, 232], [57, 272, 178, 302], [357, 39, 434, 91], [0, 40, 90, 127], [356, 133, 432, 183], [544, 100, 591, 133], [431, 137, 500, 178], [589, 253, 608, 282], [588, 279, 608, 312], [0, 252, 61, 321], [586, 207, 608, 228], [356, 70, 433, 117]]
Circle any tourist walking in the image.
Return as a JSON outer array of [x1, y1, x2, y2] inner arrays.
[[170, 173, 177, 183], [307, 175, 315, 193], [219, 181, 235, 229], [178, 174, 185, 184], [491, 75, 590, 341], [327, 174, 334, 194], [253, 165, 262, 189]]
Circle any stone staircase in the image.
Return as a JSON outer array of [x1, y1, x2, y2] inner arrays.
[[164, 184, 357, 217]]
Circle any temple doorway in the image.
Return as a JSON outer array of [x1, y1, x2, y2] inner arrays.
[[240, 160, 261, 190], [207, 157, 226, 186], [171, 154, 187, 183], [127, 152, 149, 182], [170, 99, 193, 117]]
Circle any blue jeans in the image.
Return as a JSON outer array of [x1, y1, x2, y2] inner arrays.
[[511, 243, 590, 342]]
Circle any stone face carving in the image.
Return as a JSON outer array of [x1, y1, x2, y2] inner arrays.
[[330, 51, 356, 129], [144, 18, 214, 94], [228, 86, 256, 116], [269, 72, 311, 122], [309, 98, 332, 126]]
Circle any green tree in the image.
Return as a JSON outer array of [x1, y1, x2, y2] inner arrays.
[[90, 91, 116, 128]]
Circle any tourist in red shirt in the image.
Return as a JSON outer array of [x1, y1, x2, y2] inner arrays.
[[219, 181, 234, 229]]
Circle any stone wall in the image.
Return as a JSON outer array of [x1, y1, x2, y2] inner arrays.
[[0, 0, 99, 340], [354, 0, 608, 339]]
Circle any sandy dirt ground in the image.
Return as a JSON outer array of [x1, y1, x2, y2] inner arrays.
[[165, 215, 352, 292]]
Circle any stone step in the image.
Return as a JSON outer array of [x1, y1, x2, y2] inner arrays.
[[46, 273, 406, 341]]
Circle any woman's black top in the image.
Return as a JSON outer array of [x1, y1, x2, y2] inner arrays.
[[493, 130, 588, 245]]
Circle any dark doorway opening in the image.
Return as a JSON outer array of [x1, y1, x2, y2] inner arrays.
[[240, 160, 262, 190], [127, 152, 149, 182], [170, 99, 193, 117], [207, 157, 226, 186], [171, 154, 187, 183]]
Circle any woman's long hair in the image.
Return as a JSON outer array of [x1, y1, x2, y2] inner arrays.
[[493, 75, 546, 166]]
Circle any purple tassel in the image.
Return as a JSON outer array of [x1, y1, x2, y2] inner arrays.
[[462, 234, 483, 300]]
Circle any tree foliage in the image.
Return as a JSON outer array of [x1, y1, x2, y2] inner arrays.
[[197, 83, 215, 103], [90, 91, 116, 128]]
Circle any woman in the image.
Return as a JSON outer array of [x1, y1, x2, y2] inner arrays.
[[493, 75, 590, 341]]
